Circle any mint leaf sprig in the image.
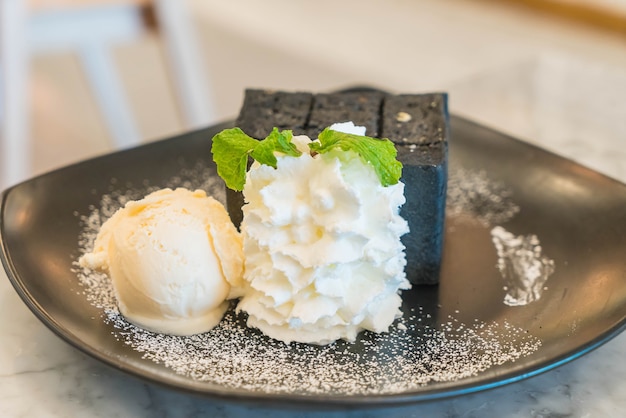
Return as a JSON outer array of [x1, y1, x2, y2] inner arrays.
[[310, 128, 402, 187], [211, 127, 301, 191], [211, 127, 402, 191]]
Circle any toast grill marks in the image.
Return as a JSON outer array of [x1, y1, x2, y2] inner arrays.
[[305, 91, 384, 139], [235, 90, 313, 138], [225, 89, 448, 285]]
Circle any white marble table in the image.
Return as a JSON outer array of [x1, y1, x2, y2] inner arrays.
[[2, 53, 626, 417]]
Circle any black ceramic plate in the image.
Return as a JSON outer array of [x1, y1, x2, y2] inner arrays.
[[2, 116, 626, 406]]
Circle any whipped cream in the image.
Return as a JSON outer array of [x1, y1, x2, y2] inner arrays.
[[80, 188, 244, 335], [238, 123, 410, 344]]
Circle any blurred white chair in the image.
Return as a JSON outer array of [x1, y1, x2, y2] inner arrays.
[[0, 0, 213, 189]]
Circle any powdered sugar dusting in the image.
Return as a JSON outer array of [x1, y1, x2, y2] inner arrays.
[[105, 306, 540, 395], [447, 168, 520, 226], [491, 226, 555, 306], [447, 168, 555, 308], [73, 163, 542, 396]]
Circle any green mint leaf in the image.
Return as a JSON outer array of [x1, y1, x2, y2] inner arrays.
[[251, 128, 301, 167], [211, 128, 259, 191], [211, 127, 302, 191], [309, 128, 402, 186]]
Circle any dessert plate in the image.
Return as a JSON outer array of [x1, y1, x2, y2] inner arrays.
[[2, 116, 626, 406]]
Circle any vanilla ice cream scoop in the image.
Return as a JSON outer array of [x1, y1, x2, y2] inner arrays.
[[80, 188, 244, 335]]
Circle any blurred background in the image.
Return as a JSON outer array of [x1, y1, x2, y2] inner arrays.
[[1, 0, 625, 190]]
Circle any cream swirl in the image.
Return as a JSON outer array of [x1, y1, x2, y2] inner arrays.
[[238, 123, 410, 345]]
